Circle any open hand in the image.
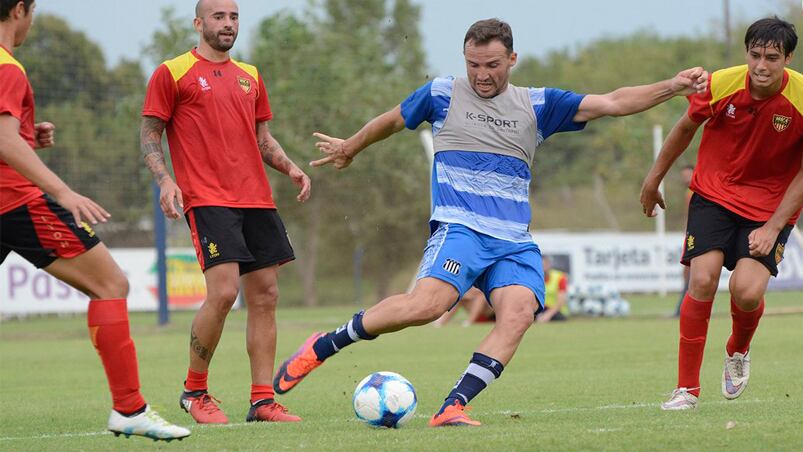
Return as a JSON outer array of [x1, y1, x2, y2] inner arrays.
[[311, 132, 353, 169], [159, 178, 183, 219], [640, 179, 666, 217], [289, 167, 311, 202], [54, 189, 110, 225]]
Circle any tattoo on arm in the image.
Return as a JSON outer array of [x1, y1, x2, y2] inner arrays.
[[190, 329, 214, 362], [140, 116, 170, 184], [257, 122, 296, 175]]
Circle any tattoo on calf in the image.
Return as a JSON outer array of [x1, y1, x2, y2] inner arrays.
[[190, 329, 214, 362]]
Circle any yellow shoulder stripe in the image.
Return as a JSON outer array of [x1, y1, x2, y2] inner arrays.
[[0, 47, 25, 74], [231, 59, 259, 81], [163, 51, 198, 82], [782, 68, 803, 117], [710, 65, 748, 105]]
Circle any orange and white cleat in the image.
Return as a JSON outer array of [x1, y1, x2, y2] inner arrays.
[[428, 400, 481, 427], [179, 390, 228, 424], [246, 400, 302, 422], [273, 332, 326, 394]]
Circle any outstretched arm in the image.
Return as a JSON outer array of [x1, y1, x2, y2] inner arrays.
[[0, 115, 109, 224], [640, 114, 701, 217], [748, 154, 803, 257], [140, 116, 183, 219], [256, 121, 311, 202], [574, 67, 708, 122], [311, 105, 406, 170]]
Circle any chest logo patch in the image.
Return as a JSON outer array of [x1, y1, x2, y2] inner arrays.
[[238, 76, 252, 94], [772, 114, 791, 132], [198, 76, 211, 91]]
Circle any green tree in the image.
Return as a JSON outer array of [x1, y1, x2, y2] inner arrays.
[[250, 0, 429, 305]]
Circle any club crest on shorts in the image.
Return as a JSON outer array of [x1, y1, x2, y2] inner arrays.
[[442, 258, 462, 275], [238, 76, 252, 94], [207, 242, 220, 258], [772, 114, 791, 132], [686, 234, 695, 251], [775, 242, 785, 264]]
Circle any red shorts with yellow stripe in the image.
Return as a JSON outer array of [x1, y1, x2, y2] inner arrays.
[[0, 194, 101, 268]]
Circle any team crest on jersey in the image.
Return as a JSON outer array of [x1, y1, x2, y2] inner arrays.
[[686, 234, 695, 251], [198, 76, 211, 91], [772, 114, 791, 132], [775, 242, 785, 264], [442, 258, 462, 275], [238, 76, 251, 94], [726, 104, 736, 119]]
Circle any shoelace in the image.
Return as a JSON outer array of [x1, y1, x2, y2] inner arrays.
[[198, 393, 223, 414], [144, 409, 172, 427], [728, 357, 744, 378], [265, 402, 289, 413], [667, 387, 700, 398]]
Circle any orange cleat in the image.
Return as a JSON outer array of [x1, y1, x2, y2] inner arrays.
[[179, 390, 228, 424], [428, 400, 481, 427], [246, 400, 302, 422], [273, 332, 326, 394]]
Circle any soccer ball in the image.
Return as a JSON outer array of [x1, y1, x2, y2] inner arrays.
[[353, 371, 417, 428]]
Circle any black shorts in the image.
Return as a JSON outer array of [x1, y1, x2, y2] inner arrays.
[[185, 207, 294, 275], [0, 194, 101, 268], [681, 193, 792, 276]]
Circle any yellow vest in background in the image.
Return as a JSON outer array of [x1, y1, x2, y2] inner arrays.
[[543, 269, 568, 315]]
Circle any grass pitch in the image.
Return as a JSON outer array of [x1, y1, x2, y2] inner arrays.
[[1, 293, 802, 451]]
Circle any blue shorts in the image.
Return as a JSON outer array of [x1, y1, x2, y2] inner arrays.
[[416, 223, 545, 312]]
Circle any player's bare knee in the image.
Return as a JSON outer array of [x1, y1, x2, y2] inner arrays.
[[731, 289, 763, 311], [689, 272, 718, 299], [90, 272, 130, 300], [206, 285, 240, 314], [247, 284, 279, 312]]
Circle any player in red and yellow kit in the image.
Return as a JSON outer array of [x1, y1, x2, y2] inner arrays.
[[0, 0, 189, 440], [141, 0, 310, 424], [641, 17, 803, 410]]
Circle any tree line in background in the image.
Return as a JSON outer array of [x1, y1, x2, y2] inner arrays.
[[13, 1, 802, 304]]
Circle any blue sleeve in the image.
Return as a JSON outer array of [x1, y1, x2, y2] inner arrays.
[[400, 81, 434, 130], [530, 87, 587, 142]]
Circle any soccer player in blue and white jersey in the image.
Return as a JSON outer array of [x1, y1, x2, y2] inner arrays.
[[274, 18, 708, 426]]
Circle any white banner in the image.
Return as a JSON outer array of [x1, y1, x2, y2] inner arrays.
[[0, 248, 206, 317], [3, 232, 803, 316], [536, 230, 803, 293]]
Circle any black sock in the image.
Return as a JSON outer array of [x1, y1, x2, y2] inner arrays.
[[313, 310, 377, 360]]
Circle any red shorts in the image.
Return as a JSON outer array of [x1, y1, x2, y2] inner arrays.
[[0, 194, 101, 268]]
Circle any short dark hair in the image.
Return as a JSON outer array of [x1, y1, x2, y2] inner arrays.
[[744, 17, 797, 56], [0, 0, 33, 21], [464, 19, 513, 54]]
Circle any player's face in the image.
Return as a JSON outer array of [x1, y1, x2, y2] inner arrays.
[[195, 0, 239, 52], [746, 43, 791, 94], [13, 0, 36, 47], [464, 39, 517, 98]]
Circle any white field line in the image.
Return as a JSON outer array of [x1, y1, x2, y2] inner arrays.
[[0, 398, 773, 442]]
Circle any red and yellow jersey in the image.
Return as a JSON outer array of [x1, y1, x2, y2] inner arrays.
[[142, 48, 275, 211], [687, 65, 803, 223], [0, 45, 43, 214]]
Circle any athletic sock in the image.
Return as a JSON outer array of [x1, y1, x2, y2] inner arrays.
[[726, 298, 764, 356], [677, 293, 713, 397], [438, 352, 504, 414], [185, 368, 208, 393], [87, 299, 147, 414], [312, 310, 377, 361], [250, 384, 275, 405]]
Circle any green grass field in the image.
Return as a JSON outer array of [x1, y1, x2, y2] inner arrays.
[[2, 292, 803, 451]]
